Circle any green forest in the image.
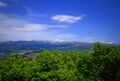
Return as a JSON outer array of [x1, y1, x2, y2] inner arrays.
[[0, 42, 120, 81]]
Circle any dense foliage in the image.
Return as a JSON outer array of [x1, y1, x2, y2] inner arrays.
[[0, 42, 120, 81]]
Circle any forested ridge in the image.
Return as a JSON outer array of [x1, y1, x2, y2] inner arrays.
[[0, 42, 120, 81]]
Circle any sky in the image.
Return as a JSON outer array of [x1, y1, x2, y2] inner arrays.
[[0, 0, 120, 43]]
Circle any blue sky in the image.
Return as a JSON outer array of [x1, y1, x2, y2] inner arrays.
[[0, 0, 120, 43]]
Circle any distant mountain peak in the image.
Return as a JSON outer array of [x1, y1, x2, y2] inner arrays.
[[54, 39, 64, 43]]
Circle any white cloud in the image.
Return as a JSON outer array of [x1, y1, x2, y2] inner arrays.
[[52, 14, 85, 23], [12, 24, 68, 31], [0, 1, 8, 7], [12, 24, 47, 31], [56, 34, 78, 41]]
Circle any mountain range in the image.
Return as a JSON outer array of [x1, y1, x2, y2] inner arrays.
[[0, 41, 93, 55]]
